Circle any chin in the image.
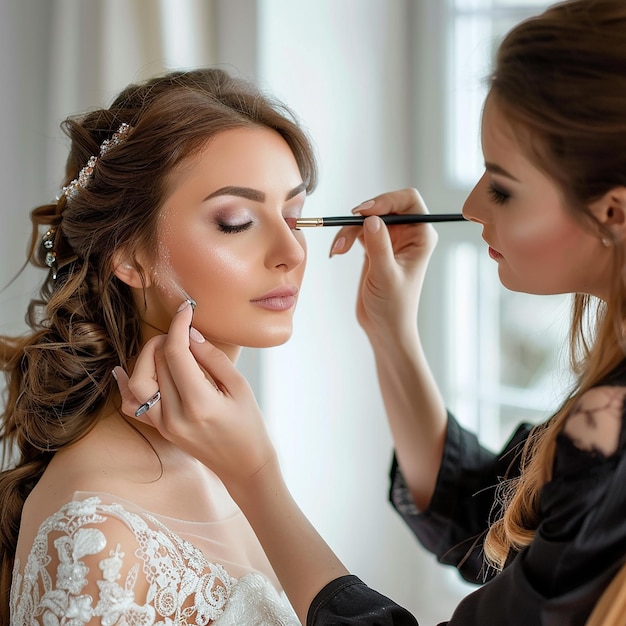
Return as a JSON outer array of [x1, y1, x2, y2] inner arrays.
[[251, 336, 292, 348], [243, 328, 294, 349]]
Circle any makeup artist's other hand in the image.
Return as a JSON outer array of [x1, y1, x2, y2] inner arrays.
[[329, 188, 437, 343], [114, 301, 276, 491]]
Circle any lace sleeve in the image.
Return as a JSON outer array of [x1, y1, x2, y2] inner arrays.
[[11, 496, 234, 625]]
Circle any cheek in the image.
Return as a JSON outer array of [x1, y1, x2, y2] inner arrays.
[[502, 209, 578, 262], [175, 243, 252, 288]]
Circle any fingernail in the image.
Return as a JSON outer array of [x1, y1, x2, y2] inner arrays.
[[111, 368, 119, 381], [177, 300, 190, 312], [189, 326, 205, 343], [365, 215, 381, 233], [351, 199, 375, 215], [329, 236, 346, 258]]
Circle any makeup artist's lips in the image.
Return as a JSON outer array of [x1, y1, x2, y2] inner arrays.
[[251, 286, 299, 311], [488, 246, 503, 260]]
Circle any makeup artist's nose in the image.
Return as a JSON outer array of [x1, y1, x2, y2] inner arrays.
[[462, 172, 491, 225], [265, 218, 306, 271]]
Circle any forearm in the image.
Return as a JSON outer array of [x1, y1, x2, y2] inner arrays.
[[227, 457, 349, 624], [369, 328, 447, 511]]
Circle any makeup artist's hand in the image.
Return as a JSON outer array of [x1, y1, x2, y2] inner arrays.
[[329, 188, 437, 343], [113, 301, 277, 491], [331, 190, 448, 512]]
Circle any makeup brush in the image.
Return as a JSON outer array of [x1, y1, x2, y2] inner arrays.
[[294, 213, 466, 228]]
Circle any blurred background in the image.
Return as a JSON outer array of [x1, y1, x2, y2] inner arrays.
[[0, 0, 569, 622]]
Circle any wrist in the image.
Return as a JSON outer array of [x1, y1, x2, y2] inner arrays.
[[365, 318, 421, 355]]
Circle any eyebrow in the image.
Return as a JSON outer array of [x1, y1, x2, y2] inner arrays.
[[203, 182, 307, 203], [484, 162, 520, 182]]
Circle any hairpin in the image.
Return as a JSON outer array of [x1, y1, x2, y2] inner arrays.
[[42, 227, 59, 279], [41, 223, 79, 280], [62, 122, 132, 200]]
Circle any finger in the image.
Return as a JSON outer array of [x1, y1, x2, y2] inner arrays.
[[162, 301, 222, 410], [113, 362, 164, 424], [112, 366, 138, 417], [188, 338, 250, 398], [329, 225, 362, 257], [125, 334, 166, 413], [352, 188, 427, 217], [152, 345, 186, 430], [330, 189, 428, 258], [360, 216, 397, 283]]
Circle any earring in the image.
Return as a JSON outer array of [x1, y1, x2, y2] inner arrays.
[[602, 237, 611, 247]]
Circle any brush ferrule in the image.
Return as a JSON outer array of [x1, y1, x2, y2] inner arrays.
[[295, 217, 325, 227]]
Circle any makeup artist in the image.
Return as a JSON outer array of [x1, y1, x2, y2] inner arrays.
[[121, 0, 626, 624]]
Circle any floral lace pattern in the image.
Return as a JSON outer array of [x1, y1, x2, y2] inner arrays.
[[10, 497, 298, 625]]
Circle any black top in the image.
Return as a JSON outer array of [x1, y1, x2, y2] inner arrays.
[[307, 366, 626, 625], [307, 575, 419, 625]]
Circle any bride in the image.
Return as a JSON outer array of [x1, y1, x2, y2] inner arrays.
[[2, 67, 317, 625]]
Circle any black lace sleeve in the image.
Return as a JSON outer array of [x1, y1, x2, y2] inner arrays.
[[389, 413, 532, 584]]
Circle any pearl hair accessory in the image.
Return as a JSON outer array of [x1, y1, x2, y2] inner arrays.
[[43, 123, 131, 279], [62, 122, 132, 200]]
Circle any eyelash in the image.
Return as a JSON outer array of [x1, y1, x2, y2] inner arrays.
[[218, 222, 253, 234], [487, 184, 510, 205], [217, 217, 300, 234]]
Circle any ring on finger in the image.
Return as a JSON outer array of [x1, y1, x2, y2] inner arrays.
[[135, 390, 161, 417]]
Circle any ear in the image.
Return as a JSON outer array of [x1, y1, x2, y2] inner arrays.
[[589, 186, 626, 242], [111, 249, 152, 289]]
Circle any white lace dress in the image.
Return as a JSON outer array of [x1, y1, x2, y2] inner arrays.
[[10, 493, 299, 625]]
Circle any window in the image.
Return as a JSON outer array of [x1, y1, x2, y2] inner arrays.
[[450, 0, 556, 186]]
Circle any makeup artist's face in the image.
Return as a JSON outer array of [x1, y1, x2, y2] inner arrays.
[[463, 95, 609, 297], [147, 126, 307, 358]]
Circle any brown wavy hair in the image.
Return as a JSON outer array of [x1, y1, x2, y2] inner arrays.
[[0, 67, 317, 623], [480, 0, 626, 581]]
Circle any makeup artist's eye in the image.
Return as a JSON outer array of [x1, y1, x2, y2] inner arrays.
[[217, 221, 253, 234], [487, 184, 510, 205]]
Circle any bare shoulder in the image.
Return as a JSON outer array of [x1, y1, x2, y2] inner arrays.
[[20, 420, 159, 539], [562, 385, 626, 457]]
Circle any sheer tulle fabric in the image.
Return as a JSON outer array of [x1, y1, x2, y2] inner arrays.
[[10, 491, 298, 625]]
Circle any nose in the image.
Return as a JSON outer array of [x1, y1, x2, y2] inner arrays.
[[463, 172, 490, 225], [265, 217, 306, 271]]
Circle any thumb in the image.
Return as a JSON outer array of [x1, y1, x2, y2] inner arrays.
[[361, 216, 396, 282]]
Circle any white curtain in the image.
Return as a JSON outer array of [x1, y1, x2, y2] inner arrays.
[[0, 0, 217, 337]]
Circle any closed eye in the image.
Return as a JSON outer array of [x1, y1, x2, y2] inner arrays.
[[218, 221, 253, 234], [487, 184, 510, 205]]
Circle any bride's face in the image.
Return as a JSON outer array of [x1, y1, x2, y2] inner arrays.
[[146, 126, 307, 358]]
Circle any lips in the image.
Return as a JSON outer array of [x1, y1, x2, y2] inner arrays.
[[488, 246, 503, 260], [483, 235, 503, 260], [251, 286, 299, 311]]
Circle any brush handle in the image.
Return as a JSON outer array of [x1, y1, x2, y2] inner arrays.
[[295, 213, 466, 227]]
